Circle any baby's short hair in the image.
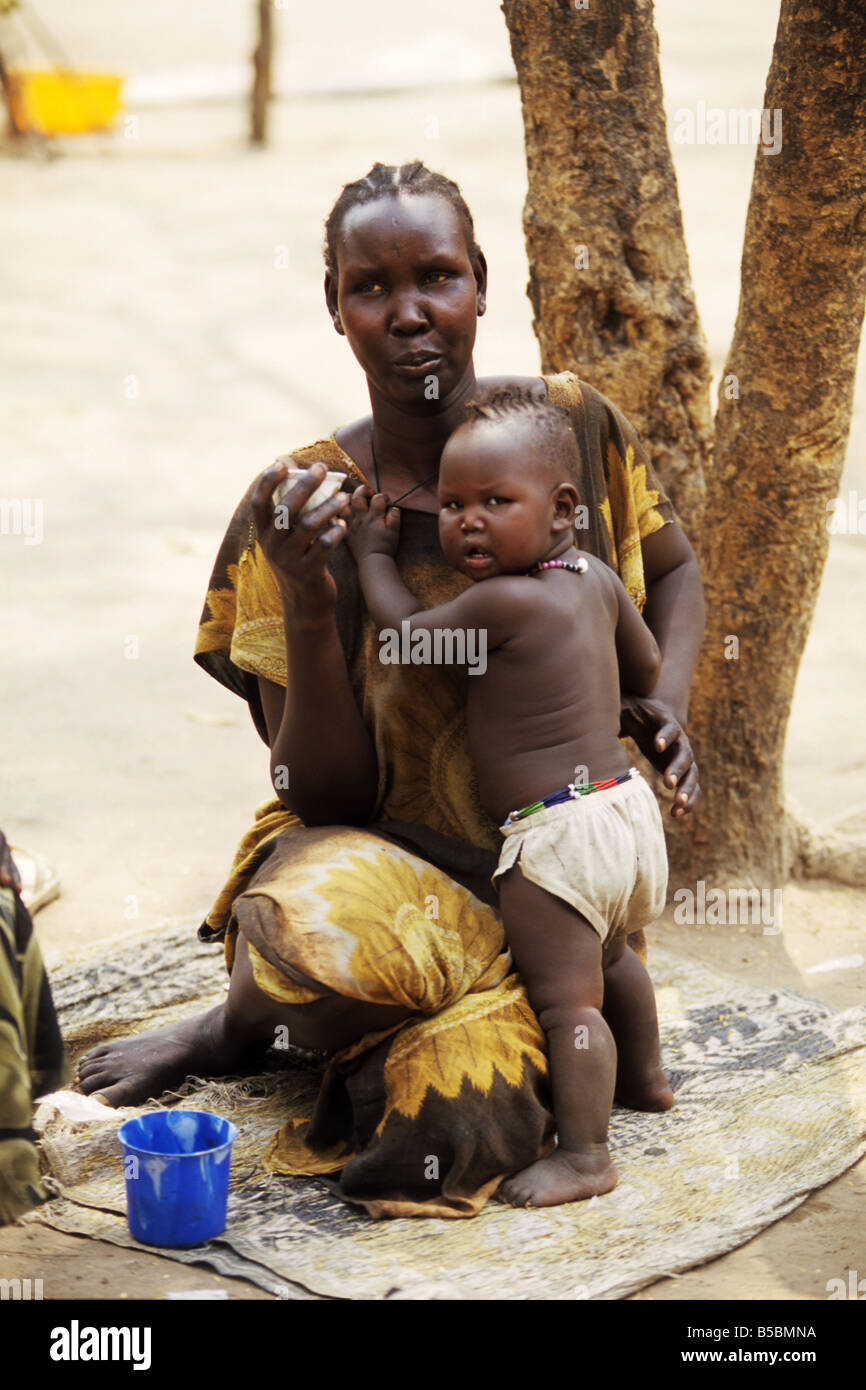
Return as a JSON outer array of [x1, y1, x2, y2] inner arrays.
[[460, 385, 579, 482]]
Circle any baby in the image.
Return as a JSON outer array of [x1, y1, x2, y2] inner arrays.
[[346, 385, 673, 1208]]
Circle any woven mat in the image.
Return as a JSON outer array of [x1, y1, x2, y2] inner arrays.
[[23, 922, 866, 1300]]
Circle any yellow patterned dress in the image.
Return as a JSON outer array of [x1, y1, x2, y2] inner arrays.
[[194, 372, 674, 1218]]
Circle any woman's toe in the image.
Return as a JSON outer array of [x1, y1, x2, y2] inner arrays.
[[89, 1078, 145, 1108], [77, 1058, 111, 1082], [76, 1050, 113, 1079], [78, 1068, 118, 1095], [498, 1177, 528, 1207]]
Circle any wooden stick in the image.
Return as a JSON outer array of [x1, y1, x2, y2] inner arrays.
[[250, 0, 271, 146]]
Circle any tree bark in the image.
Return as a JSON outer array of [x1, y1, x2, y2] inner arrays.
[[250, 0, 272, 146], [501, 0, 712, 531], [503, 0, 866, 888], [674, 0, 866, 887]]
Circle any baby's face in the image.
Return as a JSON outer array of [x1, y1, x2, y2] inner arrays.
[[438, 421, 563, 581]]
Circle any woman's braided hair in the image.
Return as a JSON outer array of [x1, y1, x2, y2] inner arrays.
[[323, 161, 481, 277]]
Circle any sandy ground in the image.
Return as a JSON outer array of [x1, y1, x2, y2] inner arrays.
[[1, 1, 864, 1300]]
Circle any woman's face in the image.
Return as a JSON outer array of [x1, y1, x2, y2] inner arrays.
[[327, 193, 487, 407]]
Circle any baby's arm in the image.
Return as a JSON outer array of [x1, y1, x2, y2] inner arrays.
[[346, 489, 527, 648], [345, 488, 438, 626], [610, 569, 662, 696]]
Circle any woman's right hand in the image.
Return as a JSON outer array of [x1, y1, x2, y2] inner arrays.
[[251, 461, 351, 617]]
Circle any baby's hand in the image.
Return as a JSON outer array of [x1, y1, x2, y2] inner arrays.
[[346, 486, 401, 561]]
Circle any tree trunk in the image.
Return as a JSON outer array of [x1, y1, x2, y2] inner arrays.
[[503, 0, 866, 887], [674, 0, 866, 886], [250, 0, 272, 146], [501, 0, 712, 530]]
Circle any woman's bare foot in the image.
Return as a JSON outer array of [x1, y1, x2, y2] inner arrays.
[[75, 927, 418, 1109], [499, 1146, 617, 1208], [614, 1060, 674, 1112], [75, 1005, 257, 1108]]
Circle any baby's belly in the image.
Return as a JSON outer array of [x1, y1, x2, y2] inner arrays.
[[470, 723, 632, 825]]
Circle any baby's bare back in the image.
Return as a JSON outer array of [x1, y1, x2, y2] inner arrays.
[[466, 558, 631, 824]]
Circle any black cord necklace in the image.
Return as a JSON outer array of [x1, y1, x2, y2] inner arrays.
[[369, 426, 438, 509]]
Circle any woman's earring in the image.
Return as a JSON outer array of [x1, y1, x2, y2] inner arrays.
[[332, 314, 344, 333]]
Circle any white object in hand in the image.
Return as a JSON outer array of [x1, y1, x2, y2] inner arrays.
[[272, 468, 346, 516]]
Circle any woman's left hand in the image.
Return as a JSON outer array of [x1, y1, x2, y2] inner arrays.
[[620, 695, 700, 817]]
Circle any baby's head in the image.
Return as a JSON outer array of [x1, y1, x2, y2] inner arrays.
[[438, 385, 581, 580]]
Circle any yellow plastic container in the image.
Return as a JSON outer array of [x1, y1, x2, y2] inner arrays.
[[7, 71, 123, 136]]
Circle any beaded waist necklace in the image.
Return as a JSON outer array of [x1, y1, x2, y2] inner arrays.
[[504, 767, 639, 827]]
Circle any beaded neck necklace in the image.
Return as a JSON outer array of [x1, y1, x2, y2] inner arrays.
[[528, 557, 589, 576]]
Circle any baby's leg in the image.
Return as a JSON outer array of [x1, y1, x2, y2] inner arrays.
[[496, 865, 618, 1207], [602, 939, 673, 1112]]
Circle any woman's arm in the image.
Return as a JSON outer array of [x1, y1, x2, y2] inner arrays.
[[621, 523, 705, 816], [611, 569, 662, 698], [640, 524, 704, 725], [258, 619, 378, 826], [253, 464, 378, 826]]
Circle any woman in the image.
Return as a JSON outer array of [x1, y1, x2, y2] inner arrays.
[[78, 162, 703, 1217]]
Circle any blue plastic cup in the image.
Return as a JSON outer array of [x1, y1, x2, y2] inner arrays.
[[118, 1110, 238, 1248]]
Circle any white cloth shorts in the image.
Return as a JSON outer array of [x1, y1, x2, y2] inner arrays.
[[491, 772, 668, 945]]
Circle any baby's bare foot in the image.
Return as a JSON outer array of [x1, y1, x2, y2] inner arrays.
[[499, 1147, 617, 1208], [615, 1061, 674, 1113]]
